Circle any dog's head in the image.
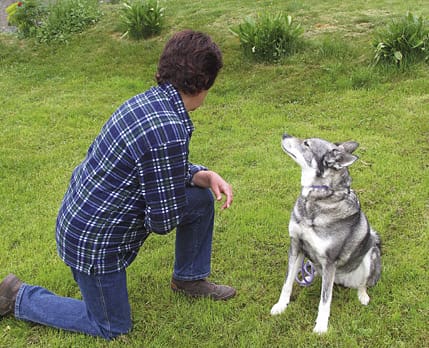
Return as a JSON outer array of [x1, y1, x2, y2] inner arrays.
[[281, 133, 359, 187]]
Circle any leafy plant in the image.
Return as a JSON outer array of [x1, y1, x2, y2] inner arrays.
[[5, 1, 20, 24], [5, 0, 101, 43], [373, 12, 429, 67], [120, 0, 164, 40], [6, 0, 47, 38], [230, 12, 304, 63], [36, 0, 102, 44]]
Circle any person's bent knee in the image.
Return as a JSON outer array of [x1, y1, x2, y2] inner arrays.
[[185, 186, 214, 211]]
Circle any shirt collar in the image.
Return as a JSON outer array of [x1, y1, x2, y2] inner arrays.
[[158, 83, 194, 136]]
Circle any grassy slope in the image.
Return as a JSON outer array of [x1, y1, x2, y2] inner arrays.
[[0, 0, 428, 347]]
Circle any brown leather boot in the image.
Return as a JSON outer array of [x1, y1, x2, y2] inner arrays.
[[171, 278, 236, 300], [0, 274, 23, 317]]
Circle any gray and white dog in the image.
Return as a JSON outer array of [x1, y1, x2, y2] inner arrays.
[[271, 133, 381, 334]]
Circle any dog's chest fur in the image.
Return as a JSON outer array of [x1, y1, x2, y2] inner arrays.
[[289, 189, 362, 265]]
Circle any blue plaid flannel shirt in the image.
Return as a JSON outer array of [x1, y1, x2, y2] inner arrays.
[[56, 83, 207, 275]]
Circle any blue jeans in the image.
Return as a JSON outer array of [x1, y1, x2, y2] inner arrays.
[[14, 186, 214, 339], [174, 186, 214, 281], [15, 270, 131, 339]]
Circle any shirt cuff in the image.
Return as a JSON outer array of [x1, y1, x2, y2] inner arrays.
[[187, 164, 208, 186]]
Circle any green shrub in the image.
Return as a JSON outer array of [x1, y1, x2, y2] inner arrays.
[[36, 0, 102, 44], [6, 0, 101, 43], [6, 0, 47, 38], [230, 12, 304, 63], [120, 0, 164, 40], [373, 12, 429, 67]]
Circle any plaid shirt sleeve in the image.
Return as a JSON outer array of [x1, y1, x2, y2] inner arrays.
[[186, 163, 208, 185], [137, 140, 189, 234]]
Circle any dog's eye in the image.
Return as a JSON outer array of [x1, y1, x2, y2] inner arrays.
[[303, 140, 310, 147]]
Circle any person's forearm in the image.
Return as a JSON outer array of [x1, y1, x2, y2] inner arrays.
[[191, 170, 213, 188]]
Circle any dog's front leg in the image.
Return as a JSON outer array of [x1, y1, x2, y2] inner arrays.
[[271, 240, 303, 315], [313, 262, 336, 334]]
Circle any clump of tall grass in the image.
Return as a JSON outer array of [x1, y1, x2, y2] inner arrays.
[[120, 0, 164, 40], [230, 12, 304, 63], [373, 12, 429, 67]]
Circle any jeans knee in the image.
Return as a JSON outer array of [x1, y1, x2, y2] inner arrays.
[[179, 187, 214, 227], [200, 187, 214, 209], [187, 187, 214, 211]]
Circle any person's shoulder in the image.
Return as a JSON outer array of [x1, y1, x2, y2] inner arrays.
[[108, 89, 156, 121], [127, 85, 161, 105]]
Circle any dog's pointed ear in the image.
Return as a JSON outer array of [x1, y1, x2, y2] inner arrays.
[[336, 141, 359, 154], [337, 152, 359, 168], [325, 149, 359, 169]]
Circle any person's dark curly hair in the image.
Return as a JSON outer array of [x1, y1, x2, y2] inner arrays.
[[156, 30, 223, 95]]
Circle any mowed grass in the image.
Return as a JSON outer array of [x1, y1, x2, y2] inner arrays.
[[1, 0, 428, 347]]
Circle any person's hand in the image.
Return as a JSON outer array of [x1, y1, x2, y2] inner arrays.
[[192, 170, 233, 209]]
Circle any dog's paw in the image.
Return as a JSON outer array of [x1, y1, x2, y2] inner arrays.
[[313, 322, 328, 334], [358, 288, 370, 305], [270, 302, 287, 315]]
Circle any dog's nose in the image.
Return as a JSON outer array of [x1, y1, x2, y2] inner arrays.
[[283, 133, 292, 139]]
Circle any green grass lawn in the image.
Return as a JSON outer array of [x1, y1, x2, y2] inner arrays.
[[1, 0, 428, 347]]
